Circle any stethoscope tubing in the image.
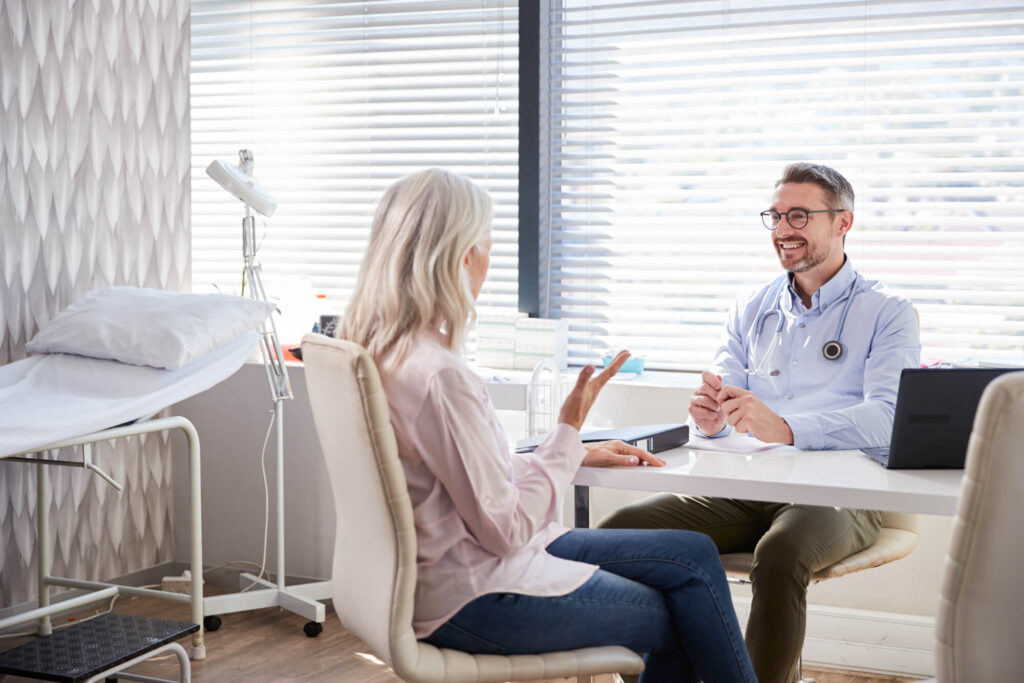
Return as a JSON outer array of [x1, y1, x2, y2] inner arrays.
[[747, 277, 858, 375]]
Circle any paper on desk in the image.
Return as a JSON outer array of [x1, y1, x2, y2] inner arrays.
[[686, 431, 794, 454]]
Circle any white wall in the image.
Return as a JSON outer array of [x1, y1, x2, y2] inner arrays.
[[171, 363, 336, 582], [0, 0, 191, 607]]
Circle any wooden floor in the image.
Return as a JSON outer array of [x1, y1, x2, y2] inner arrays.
[[1, 595, 921, 682]]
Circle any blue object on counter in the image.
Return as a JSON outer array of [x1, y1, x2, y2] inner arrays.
[[601, 355, 645, 373]]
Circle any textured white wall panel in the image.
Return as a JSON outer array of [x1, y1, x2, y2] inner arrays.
[[0, 0, 190, 607]]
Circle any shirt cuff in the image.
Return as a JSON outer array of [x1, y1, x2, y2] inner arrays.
[[782, 413, 823, 450], [687, 417, 732, 439], [542, 423, 587, 465]]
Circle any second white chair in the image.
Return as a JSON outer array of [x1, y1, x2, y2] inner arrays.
[[931, 371, 1024, 681]]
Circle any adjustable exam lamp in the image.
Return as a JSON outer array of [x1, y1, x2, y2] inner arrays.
[[203, 151, 328, 636], [205, 150, 291, 403]]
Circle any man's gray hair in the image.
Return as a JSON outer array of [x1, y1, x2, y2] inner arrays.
[[776, 162, 855, 211]]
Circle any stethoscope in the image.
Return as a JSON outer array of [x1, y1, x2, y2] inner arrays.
[[745, 278, 858, 377]]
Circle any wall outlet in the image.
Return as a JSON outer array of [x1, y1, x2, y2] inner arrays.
[[161, 570, 198, 595]]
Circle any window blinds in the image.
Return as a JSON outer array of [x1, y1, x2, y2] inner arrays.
[[543, 0, 1024, 370], [191, 1, 519, 323]]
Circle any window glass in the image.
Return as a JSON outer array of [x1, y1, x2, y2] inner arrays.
[[544, 0, 1024, 369], [191, 1, 520, 335]]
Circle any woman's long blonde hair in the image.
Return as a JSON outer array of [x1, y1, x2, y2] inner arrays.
[[338, 169, 493, 364]]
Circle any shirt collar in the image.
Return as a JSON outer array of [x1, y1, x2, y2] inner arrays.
[[785, 256, 856, 313]]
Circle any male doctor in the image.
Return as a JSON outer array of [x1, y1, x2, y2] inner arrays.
[[600, 163, 921, 683]]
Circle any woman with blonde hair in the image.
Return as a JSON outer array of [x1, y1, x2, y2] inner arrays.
[[339, 168, 755, 683]]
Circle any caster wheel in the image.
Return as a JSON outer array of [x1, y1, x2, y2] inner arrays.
[[303, 621, 324, 638], [204, 615, 222, 632]]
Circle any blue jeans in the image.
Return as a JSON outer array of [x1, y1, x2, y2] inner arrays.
[[422, 528, 756, 683]]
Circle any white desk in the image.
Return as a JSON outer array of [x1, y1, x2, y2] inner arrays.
[[572, 437, 964, 526]]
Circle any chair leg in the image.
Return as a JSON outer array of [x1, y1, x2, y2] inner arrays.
[[795, 654, 815, 683]]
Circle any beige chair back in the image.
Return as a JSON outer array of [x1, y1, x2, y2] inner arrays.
[[301, 333, 643, 682], [936, 371, 1024, 681], [302, 333, 416, 671], [880, 511, 919, 534]]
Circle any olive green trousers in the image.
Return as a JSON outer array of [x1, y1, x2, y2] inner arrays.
[[599, 495, 881, 683]]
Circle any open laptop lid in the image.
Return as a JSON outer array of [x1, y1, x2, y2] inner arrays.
[[881, 367, 1021, 469]]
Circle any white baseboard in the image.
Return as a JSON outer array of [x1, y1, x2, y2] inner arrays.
[[732, 596, 935, 678]]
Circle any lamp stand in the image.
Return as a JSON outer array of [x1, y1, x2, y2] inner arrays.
[[200, 204, 332, 638]]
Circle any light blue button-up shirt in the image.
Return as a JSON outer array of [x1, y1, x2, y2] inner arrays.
[[710, 258, 921, 450]]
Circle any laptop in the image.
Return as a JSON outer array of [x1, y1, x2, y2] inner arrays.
[[862, 367, 1022, 469]]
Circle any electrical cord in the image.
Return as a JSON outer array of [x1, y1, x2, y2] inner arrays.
[[231, 407, 273, 593], [196, 407, 273, 592], [0, 593, 120, 639]]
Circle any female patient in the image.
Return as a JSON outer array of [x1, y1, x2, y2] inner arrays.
[[338, 168, 755, 683]]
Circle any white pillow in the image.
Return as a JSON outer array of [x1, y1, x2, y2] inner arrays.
[[26, 287, 276, 369]]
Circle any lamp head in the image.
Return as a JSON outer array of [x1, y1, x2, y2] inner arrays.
[[206, 149, 277, 217]]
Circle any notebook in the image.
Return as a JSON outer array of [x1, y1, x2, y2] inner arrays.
[[515, 423, 689, 454], [862, 367, 1021, 469]]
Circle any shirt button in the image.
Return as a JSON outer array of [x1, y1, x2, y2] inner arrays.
[[787, 394, 794, 400], [800, 323, 806, 328], [793, 360, 799, 366]]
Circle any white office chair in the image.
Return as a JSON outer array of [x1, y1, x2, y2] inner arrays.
[[720, 511, 920, 683], [931, 371, 1024, 681], [301, 333, 644, 683]]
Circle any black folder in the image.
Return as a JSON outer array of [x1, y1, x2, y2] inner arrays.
[[515, 423, 689, 454]]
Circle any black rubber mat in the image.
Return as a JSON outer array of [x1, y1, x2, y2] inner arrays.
[[0, 612, 198, 682]]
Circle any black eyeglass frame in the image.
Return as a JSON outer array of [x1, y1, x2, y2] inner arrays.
[[760, 208, 844, 230]]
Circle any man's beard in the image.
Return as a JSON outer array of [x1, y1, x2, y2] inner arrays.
[[775, 239, 826, 273]]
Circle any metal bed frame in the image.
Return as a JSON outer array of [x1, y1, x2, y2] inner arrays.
[[0, 416, 207, 660]]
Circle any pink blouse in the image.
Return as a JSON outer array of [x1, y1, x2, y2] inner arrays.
[[378, 330, 597, 638]]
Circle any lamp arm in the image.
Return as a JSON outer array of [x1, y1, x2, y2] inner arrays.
[[242, 210, 293, 402]]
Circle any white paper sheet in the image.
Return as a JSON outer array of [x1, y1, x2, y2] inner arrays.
[[686, 431, 799, 454], [0, 331, 258, 458]]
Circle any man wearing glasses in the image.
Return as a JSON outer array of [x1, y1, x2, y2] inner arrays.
[[600, 163, 920, 683]]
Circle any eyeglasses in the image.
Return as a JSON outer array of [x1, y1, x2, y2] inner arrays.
[[760, 208, 843, 230]]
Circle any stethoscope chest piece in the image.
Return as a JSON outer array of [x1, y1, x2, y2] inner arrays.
[[748, 277, 857, 374], [822, 340, 843, 361]]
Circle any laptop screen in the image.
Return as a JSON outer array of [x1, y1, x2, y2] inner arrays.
[[881, 367, 1021, 469]]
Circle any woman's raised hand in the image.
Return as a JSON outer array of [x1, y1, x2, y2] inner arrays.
[[558, 350, 631, 432]]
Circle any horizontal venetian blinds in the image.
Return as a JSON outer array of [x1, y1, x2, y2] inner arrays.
[[543, 0, 1024, 370], [190, 0, 519, 327]]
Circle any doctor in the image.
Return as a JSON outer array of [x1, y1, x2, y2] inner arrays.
[[600, 162, 921, 683]]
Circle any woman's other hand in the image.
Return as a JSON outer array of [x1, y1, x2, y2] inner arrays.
[[558, 350, 630, 431], [582, 440, 665, 468]]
